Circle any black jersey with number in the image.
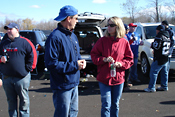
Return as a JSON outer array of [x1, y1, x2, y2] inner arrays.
[[151, 31, 170, 65]]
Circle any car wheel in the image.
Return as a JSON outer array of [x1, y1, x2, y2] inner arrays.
[[141, 54, 150, 76]]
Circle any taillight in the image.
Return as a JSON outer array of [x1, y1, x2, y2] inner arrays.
[[36, 44, 42, 51]]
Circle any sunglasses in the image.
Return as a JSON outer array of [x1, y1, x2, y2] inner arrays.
[[107, 24, 117, 27]]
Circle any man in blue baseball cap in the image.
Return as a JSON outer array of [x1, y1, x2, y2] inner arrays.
[[4, 22, 20, 30], [45, 5, 86, 117], [4, 23, 20, 40], [0, 22, 37, 117], [54, 5, 78, 31]]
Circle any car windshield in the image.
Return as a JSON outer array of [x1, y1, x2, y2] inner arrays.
[[143, 26, 157, 39]]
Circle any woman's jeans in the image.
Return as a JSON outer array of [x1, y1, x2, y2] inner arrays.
[[149, 60, 169, 90], [2, 73, 31, 117], [52, 86, 78, 117], [98, 82, 124, 117]]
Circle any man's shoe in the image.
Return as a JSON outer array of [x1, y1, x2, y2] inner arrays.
[[157, 86, 168, 91], [127, 83, 133, 87], [144, 88, 156, 92], [123, 87, 130, 92]]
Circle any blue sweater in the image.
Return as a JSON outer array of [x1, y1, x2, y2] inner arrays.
[[44, 24, 82, 90], [0, 35, 37, 78], [126, 32, 141, 58]]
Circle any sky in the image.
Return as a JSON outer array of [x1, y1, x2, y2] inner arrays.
[[0, 0, 170, 23]]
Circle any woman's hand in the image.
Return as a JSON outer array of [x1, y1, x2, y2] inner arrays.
[[114, 62, 122, 68], [103, 56, 114, 63]]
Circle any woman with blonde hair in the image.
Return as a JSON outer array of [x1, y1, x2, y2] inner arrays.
[[91, 16, 134, 117]]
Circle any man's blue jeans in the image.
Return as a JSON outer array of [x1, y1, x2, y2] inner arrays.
[[98, 82, 124, 117], [149, 60, 169, 90], [2, 73, 31, 117], [52, 86, 78, 117], [129, 57, 138, 81]]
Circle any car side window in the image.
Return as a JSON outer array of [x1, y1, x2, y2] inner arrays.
[[39, 32, 47, 41], [143, 26, 157, 39], [135, 27, 142, 39]]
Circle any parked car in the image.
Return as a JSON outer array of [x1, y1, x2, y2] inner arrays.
[[135, 22, 175, 76], [41, 30, 52, 38], [74, 12, 106, 76], [0, 32, 5, 42], [19, 29, 47, 72]]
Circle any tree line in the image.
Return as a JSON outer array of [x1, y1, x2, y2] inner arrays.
[[0, 0, 174, 32], [0, 17, 57, 32]]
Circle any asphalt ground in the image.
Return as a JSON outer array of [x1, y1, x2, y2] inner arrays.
[[0, 65, 175, 117]]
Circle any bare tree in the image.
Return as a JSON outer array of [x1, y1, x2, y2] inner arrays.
[[146, 0, 164, 22], [165, 0, 175, 24], [35, 19, 57, 30], [121, 0, 139, 23], [121, 17, 132, 25]]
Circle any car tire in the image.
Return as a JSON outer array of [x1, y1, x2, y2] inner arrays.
[[141, 54, 150, 76]]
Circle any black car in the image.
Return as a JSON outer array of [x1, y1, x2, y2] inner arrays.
[[19, 29, 47, 72]]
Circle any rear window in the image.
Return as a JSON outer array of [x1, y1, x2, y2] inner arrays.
[[20, 32, 36, 44], [74, 27, 100, 54]]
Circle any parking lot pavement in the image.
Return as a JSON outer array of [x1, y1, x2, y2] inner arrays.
[[0, 70, 175, 117]]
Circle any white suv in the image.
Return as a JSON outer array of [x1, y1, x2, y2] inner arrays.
[[135, 22, 175, 76]]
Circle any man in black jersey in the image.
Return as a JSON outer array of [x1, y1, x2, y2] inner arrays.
[[159, 21, 175, 87], [144, 25, 170, 92]]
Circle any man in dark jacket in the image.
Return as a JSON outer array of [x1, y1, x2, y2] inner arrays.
[[0, 23, 37, 117], [159, 21, 175, 86], [44, 5, 86, 117], [144, 25, 170, 92], [161, 20, 175, 55]]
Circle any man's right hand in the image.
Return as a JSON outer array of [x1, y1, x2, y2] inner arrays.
[[0, 79, 2, 88], [77, 59, 86, 70], [1, 56, 7, 63]]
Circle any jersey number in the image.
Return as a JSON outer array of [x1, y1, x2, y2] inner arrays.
[[162, 42, 170, 55]]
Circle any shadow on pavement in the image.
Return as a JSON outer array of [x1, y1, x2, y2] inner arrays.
[[78, 78, 100, 96], [160, 100, 175, 105], [29, 87, 52, 93], [164, 115, 175, 117], [30, 64, 175, 95]]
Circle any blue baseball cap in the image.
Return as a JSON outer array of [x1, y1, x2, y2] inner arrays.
[[124, 24, 129, 30], [54, 5, 78, 21], [4, 23, 20, 30]]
